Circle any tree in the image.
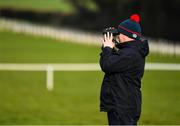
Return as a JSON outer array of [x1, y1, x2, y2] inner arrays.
[[66, 0, 180, 41]]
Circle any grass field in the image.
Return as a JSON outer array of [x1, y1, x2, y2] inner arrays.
[[0, 0, 97, 13], [0, 0, 74, 13], [0, 31, 180, 124]]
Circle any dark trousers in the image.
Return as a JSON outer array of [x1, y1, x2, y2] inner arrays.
[[107, 111, 138, 125]]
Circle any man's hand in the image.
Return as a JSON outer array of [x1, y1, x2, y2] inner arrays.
[[102, 32, 115, 48]]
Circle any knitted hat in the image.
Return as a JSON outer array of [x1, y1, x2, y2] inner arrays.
[[118, 14, 141, 40]]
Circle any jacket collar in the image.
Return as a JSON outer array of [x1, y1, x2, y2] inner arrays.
[[116, 40, 139, 49], [115, 40, 149, 57]]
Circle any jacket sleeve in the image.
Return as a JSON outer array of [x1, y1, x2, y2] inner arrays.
[[100, 47, 131, 73]]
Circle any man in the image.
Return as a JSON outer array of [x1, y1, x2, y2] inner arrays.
[[99, 14, 149, 125]]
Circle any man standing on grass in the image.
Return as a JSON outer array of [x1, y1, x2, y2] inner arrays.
[[99, 14, 149, 125]]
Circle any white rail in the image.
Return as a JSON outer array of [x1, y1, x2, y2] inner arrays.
[[0, 63, 100, 71], [0, 63, 180, 91], [0, 18, 180, 55], [0, 18, 101, 46], [0, 63, 180, 71]]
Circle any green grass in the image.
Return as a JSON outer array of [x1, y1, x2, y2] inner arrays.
[[0, 0, 98, 13], [0, 30, 180, 124], [0, 31, 100, 63], [140, 71, 180, 124], [0, 0, 74, 13], [0, 71, 107, 124], [0, 71, 180, 124], [147, 53, 180, 63]]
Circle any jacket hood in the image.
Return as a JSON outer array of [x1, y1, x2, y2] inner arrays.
[[116, 39, 149, 57], [136, 39, 149, 57]]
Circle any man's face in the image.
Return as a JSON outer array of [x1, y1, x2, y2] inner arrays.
[[118, 34, 133, 43], [118, 34, 124, 43], [114, 34, 123, 44]]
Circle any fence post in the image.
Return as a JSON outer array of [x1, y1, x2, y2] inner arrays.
[[46, 65, 54, 91]]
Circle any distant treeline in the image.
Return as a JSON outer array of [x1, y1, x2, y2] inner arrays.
[[0, 0, 180, 42]]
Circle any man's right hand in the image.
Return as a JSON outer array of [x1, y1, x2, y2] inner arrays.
[[102, 32, 115, 48]]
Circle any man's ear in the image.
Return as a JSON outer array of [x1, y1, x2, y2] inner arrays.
[[118, 34, 121, 42], [119, 34, 124, 42]]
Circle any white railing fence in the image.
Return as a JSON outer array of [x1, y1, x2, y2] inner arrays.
[[0, 18, 180, 55], [0, 18, 100, 45], [0, 63, 180, 91]]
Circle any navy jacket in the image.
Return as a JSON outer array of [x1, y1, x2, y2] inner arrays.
[[99, 40, 149, 118]]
